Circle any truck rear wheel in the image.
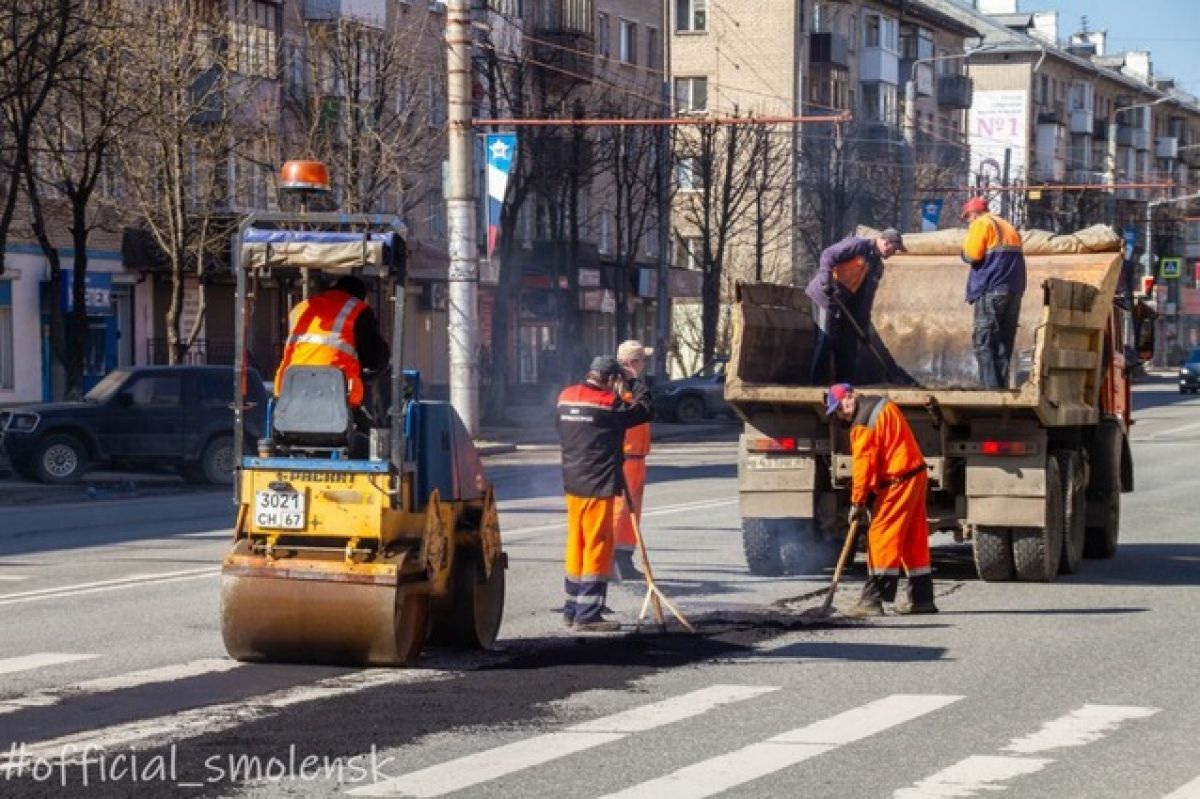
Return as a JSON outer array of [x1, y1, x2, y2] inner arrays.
[[742, 518, 784, 576], [1056, 450, 1086, 574], [777, 520, 841, 576], [973, 527, 1014, 581], [1013, 457, 1063, 581], [1084, 420, 1122, 559]]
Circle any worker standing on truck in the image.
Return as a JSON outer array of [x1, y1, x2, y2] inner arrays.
[[275, 275, 390, 415], [805, 229, 906, 385], [827, 383, 938, 617], [557, 357, 655, 632], [612, 340, 654, 581], [960, 197, 1027, 389]]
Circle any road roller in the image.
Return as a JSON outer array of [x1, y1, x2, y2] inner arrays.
[[219, 183, 505, 666]]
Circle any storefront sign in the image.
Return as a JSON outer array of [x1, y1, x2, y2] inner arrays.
[[61, 271, 113, 316], [578, 268, 601, 288]]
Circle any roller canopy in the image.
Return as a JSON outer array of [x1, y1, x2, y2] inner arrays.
[[240, 229, 405, 272]]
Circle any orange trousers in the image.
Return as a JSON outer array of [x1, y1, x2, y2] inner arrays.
[[613, 456, 646, 553], [564, 494, 615, 624], [866, 471, 931, 578]]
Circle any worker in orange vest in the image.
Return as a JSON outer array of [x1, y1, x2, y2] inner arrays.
[[274, 275, 390, 417], [960, 197, 1027, 388], [805, 229, 905, 384], [612, 339, 654, 581], [827, 383, 938, 617], [556, 357, 654, 632]]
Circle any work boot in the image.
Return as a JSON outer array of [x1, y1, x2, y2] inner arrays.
[[574, 619, 622, 633], [897, 574, 938, 615], [612, 550, 644, 582], [894, 600, 939, 615], [843, 599, 885, 618]]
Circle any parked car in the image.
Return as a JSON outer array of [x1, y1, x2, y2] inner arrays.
[[0, 366, 267, 485], [1181, 348, 1200, 394], [652, 359, 731, 424]]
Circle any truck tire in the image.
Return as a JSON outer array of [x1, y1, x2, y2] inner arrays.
[[674, 395, 705, 424], [32, 433, 89, 484], [1013, 457, 1063, 581], [1056, 450, 1086, 575], [777, 520, 841, 576], [973, 527, 1015, 581], [742, 518, 784, 576], [1084, 420, 1122, 559]]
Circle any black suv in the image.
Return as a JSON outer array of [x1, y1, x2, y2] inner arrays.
[[0, 366, 267, 485]]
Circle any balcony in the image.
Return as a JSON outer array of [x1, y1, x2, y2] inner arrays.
[[900, 60, 933, 96], [809, 32, 850, 70], [1116, 125, 1150, 150], [531, 0, 595, 82], [859, 47, 899, 85], [1156, 136, 1179, 159], [1069, 109, 1093, 135], [533, 0, 594, 36], [937, 74, 972, 109], [304, 0, 387, 27]]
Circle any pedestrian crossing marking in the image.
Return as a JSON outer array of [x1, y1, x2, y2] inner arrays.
[[1164, 774, 1200, 798], [0, 653, 98, 677], [0, 658, 242, 716], [598, 694, 963, 799], [897, 703, 1160, 798], [348, 684, 780, 798]]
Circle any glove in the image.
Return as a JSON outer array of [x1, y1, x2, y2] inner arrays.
[[822, 281, 835, 298], [848, 504, 870, 526]]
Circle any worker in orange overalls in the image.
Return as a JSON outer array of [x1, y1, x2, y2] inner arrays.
[[556, 357, 654, 632], [275, 275, 390, 416], [827, 383, 938, 617], [612, 339, 654, 581]]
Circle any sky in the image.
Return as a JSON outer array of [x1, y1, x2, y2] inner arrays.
[[1031, 0, 1200, 96]]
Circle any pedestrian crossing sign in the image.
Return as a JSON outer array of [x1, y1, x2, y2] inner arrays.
[[1160, 257, 1182, 279]]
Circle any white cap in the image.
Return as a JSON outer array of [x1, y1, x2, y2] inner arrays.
[[617, 340, 654, 364]]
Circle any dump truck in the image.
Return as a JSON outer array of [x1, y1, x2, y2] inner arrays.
[[726, 226, 1144, 583], [219, 171, 504, 665]]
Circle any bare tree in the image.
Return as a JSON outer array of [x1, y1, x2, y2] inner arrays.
[[116, 0, 267, 364]]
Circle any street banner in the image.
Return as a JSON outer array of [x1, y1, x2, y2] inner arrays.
[[485, 133, 517, 259], [969, 90, 1027, 192], [920, 199, 943, 232]]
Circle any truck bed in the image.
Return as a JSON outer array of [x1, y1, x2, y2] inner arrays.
[[726, 251, 1123, 427]]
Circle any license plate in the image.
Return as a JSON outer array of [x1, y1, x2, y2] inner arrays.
[[254, 490, 306, 530]]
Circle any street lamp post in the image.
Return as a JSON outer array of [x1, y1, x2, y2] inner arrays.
[[901, 46, 993, 232]]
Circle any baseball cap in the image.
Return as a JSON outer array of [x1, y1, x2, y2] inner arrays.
[[961, 196, 989, 218], [617, 339, 654, 363], [879, 228, 906, 252], [589, 356, 622, 378], [826, 383, 854, 416]]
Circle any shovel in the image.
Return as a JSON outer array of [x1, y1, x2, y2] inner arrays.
[[802, 517, 864, 619]]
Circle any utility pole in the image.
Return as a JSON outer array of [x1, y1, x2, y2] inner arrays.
[[901, 78, 917, 232], [654, 0, 672, 381], [446, 0, 478, 435]]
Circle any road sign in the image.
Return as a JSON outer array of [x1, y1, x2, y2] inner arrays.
[[1160, 257, 1182, 279]]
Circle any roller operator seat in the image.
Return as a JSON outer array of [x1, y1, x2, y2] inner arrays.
[[272, 366, 354, 449]]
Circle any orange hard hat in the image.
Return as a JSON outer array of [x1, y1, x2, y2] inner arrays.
[[961, 196, 989, 218]]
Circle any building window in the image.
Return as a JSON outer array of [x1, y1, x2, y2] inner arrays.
[[230, 0, 278, 79], [864, 14, 880, 47], [674, 76, 708, 112], [647, 27, 659, 70], [427, 75, 446, 127], [619, 20, 637, 64], [673, 236, 703, 270], [861, 82, 897, 124], [599, 213, 612, 254], [675, 156, 704, 191], [597, 13, 610, 58], [675, 0, 706, 33]]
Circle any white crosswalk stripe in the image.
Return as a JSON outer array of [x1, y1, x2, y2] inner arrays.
[[0, 658, 242, 716], [348, 684, 779, 798], [895, 704, 1160, 798], [599, 694, 963, 799], [0, 653, 98, 677], [1164, 774, 1200, 798]]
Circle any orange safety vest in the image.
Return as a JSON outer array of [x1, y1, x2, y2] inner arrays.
[[833, 255, 870, 294], [274, 289, 367, 407], [622, 390, 652, 459]]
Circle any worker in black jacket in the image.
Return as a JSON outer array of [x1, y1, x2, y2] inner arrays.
[[556, 356, 654, 632]]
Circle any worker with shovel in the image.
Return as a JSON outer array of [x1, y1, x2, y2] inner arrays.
[[805, 229, 905, 385], [827, 383, 938, 617]]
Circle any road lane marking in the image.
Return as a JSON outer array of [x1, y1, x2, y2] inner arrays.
[[0, 658, 242, 715], [598, 694, 963, 799], [1001, 704, 1159, 754], [0, 575, 29, 582], [1164, 774, 1200, 798], [895, 704, 1160, 798], [0, 668, 454, 775], [0, 653, 99, 677], [0, 567, 219, 607], [1133, 418, 1200, 441], [349, 684, 779, 798]]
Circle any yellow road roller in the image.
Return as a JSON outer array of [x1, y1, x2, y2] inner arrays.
[[220, 199, 505, 666]]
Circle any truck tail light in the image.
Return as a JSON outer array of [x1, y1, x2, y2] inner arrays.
[[980, 440, 1032, 456], [747, 437, 798, 453]]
